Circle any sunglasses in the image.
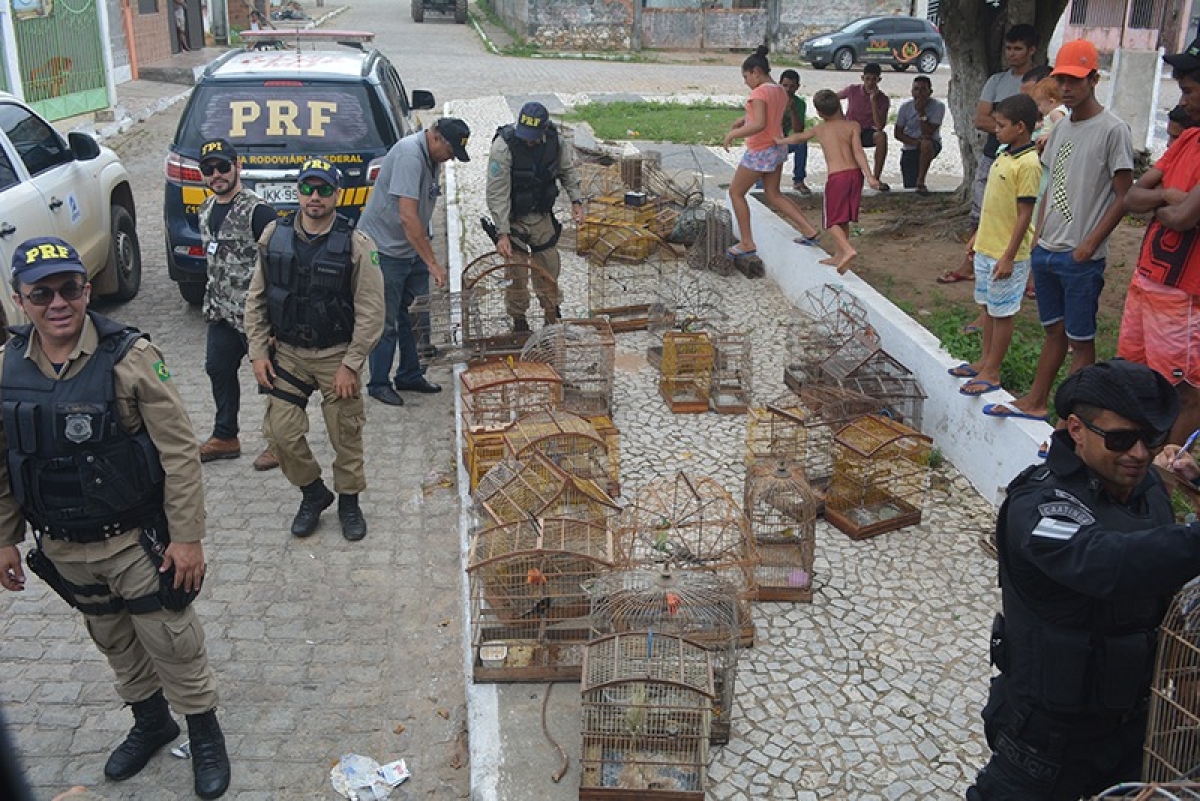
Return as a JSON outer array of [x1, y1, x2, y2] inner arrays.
[[298, 182, 337, 198], [199, 160, 234, 177], [22, 281, 86, 307], [1078, 417, 1169, 452]]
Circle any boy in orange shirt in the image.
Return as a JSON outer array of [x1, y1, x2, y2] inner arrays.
[[778, 89, 880, 273]]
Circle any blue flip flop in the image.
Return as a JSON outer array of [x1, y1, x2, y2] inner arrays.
[[727, 245, 757, 258], [947, 363, 978, 378], [794, 235, 821, 246], [960, 380, 1002, 396], [982, 403, 1049, 422]]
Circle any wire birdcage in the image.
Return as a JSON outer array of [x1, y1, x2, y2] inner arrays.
[[1144, 579, 1200, 782], [580, 162, 624, 197], [468, 517, 615, 682], [710, 332, 752, 415], [407, 289, 472, 368], [580, 196, 675, 255], [645, 270, 726, 370], [784, 285, 877, 392], [826, 414, 933, 540], [519, 319, 616, 417], [642, 163, 703, 208], [461, 252, 559, 359], [744, 394, 812, 468], [796, 384, 885, 489], [587, 414, 621, 498], [587, 230, 683, 332], [587, 567, 742, 745], [685, 204, 736, 276], [473, 451, 620, 531], [1090, 784, 1200, 799], [743, 461, 820, 602], [460, 360, 563, 433], [502, 410, 618, 497], [659, 331, 714, 414], [580, 631, 713, 799], [816, 331, 926, 429]]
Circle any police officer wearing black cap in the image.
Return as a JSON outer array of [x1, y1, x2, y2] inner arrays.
[[968, 359, 1200, 799]]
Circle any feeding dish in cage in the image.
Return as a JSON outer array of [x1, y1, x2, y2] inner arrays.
[[520, 319, 616, 418]]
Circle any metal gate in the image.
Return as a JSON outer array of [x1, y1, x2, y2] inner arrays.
[[642, 3, 768, 51], [13, 0, 108, 120]]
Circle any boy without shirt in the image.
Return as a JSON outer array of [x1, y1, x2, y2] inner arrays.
[[778, 89, 880, 273]]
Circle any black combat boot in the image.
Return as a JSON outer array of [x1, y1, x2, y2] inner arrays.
[[291, 478, 335, 537], [186, 709, 231, 799], [104, 689, 180, 781], [512, 315, 530, 333], [338, 494, 367, 541]]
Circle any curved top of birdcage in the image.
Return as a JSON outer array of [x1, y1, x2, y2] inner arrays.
[[462, 251, 556, 289], [586, 566, 742, 642], [473, 451, 620, 518], [750, 393, 812, 424], [833, 414, 933, 457], [581, 631, 716, 697], [1159, 575, 1200, 634], [503, 410, 607, 453], [619, 472, 751, 539], [590, 225, 681, 267], [467, 517, 615, 572], [460, 359, 564, 393], [519, 320, 616, 366]]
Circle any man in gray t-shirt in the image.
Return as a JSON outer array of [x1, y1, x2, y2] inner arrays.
[[983, 39, 1134, 424], [357, 118, 471, 406], [972, 25, 1039, 218]]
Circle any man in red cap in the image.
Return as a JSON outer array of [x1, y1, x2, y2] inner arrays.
[[983, 39, 1134, 425], [1118, 35, 1200, 444]]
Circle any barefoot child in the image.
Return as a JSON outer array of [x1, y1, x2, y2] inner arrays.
[[777, 89, 880, 273], [950, 94, 1042, 397]]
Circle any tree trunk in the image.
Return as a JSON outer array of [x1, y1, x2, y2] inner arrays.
[[939, 0, 1069, 196]]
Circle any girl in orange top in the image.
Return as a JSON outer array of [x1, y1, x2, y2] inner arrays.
[[723, 46, 820, 257]]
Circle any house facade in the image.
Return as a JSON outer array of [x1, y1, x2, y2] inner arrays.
[[1063, 0, 1196, 55]]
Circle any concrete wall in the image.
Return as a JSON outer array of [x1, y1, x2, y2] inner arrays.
[[1062, 24, 1159, 53], [1108, 47, 1165, 152], [527, 0, 632, 51], [131, 5, 173, 66]]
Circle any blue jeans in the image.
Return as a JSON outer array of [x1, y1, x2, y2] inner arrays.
[[368, 253, 428, 389], [205, 320, 248, 439], [1030, 245, 1106, 341], [789, 142, 808, 183]]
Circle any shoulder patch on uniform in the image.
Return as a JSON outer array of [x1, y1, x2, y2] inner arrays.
[[154, 360, 171, 382], [371, 251, 379, 265], [489, 160, 500, 177], [1031, 516, 1081, 542], [1037, 501, 1096, 526]]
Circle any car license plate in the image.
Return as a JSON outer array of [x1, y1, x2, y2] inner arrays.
[[254, 182, 297, 205]]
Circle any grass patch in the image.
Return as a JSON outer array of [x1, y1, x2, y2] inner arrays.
[[563, 101, 742, 145]]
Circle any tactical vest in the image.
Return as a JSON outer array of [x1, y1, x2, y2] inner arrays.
[[496, 124, 561, 217], [995, 460, 1174, 715], [0, 313, 166, 542], [264, 213, 356, 349], [199, 188, 269, 332]]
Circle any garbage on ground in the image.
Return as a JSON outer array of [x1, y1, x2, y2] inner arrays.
[[330, 754, 410, 800], [170, 740, 191, 759]]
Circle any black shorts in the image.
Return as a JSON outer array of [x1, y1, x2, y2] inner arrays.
[[860, 128, 879, 149]]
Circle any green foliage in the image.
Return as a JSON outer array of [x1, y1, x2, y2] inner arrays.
[[928, 448, 945, 469], [563, 101, 743, 145], [1171, 488, 1196, 523]]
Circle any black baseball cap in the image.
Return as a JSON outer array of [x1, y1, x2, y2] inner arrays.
[[514, 102, 550, 142], [198, 138, 237, 164], [11, 237, 87, 285], [1055, 359, 1179, 435], [1164, 36, 1200, 72], [297, 157, 342, 187], [433, 118, 471, 162]]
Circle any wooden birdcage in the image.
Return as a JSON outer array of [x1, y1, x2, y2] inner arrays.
[[1144, 579, 1200, 782], [616, 472, 757, 640], [502, 410, 618, 497], [784, 285, 877, 392], [587, 231, 682, 332], [659, 331, 714, 414], [743, 462, 819, 602], [407, 289, 472, 368], [519, 319, 616, 417], [796, 384, 884, 490], [468, 517, 615, 682], [587, 567, 742, 745], [473, 451, 621, 531], [580, 162, 624, 197], [744, 395, 812, 468], [461, 252, 559, 359], [645, 270, 726, 369], [825, 415, 933, 540], [641, 163, 703, 208], [684, 204, 736, 277], [587, 414, 621, 497], [460, 360, 563, 433], [579, 196, 668, 254], [817, 331, 926, 429], [463, 428, 509, 492], [710, 332, 752, 415], [580, 632, 714, 800]]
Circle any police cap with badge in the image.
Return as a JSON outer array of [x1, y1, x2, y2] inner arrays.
[[11, 236, 88, 286]]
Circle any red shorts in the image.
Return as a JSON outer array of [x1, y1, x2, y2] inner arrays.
[[1117, 272, 1200, 386], [823, 169, 863, 229]]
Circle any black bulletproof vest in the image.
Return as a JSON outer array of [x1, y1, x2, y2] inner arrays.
[[1, 313, 165, 541], [496, 124, 561, 216], [264, 213, 356, 349]]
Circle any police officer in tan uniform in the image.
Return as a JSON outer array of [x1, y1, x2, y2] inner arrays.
[[245, 159, 384, 541], [0, 238, 230, 799], [486, 102, 585, 330]]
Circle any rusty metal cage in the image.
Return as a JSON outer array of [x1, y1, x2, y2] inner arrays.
[[519, 319, 616, 418], [461, 252, 559, 359], [784, 285, 877, 392], [659, 331, 714, 414], [408, 289, 472, 368], [817, 331, 926, 430], [743, 462, 820, 602], [587, 567, 742, 746], [825, 415, 933, 540], [1144, 579, 1200, 782], [587, 231, 683, 332], [502, 410, 619, 497], [579, 631, 713, 800], [710, 332, 752, 415], [468, 517, 615, 682], [796, 384, 885, 489], [473, 451, 620, 531], [460, 360, 563, 433]]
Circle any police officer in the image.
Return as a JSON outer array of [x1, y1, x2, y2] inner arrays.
[[195, 138, 279, 471], [245, 159, 384, 541], [486, 101, 585, 331], [0, 238, 230, 799], [968, 359, 1200, 800]]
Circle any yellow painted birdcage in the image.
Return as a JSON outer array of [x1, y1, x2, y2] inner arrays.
[[825, 414, 933, 540], [710, 332, 752, 415], [502, 410, 619, 497], [587, 231, 682, 332], [1144, 578, 1200, 782], [659, 331, 714, 414], [744, 395, 813, 468], [519, 318, 616, 417], [460, 360, 563, 433], [461, 252, 559, 359], [473, 451, 620, 531], [468, 517, 615, 682], [579, 162, 624, 197], [817, 331, 926, 429], [587, 567, 741, 746], [579, 631, 714, 800], [743, 462, 820, 602]]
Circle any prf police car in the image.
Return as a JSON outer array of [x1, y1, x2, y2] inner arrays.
[[163, 30, 434, 305]]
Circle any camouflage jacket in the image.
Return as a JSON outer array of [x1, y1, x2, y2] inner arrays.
[[199, 188, 269, 332]]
